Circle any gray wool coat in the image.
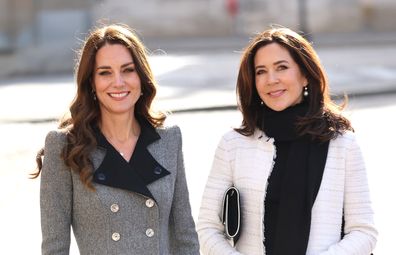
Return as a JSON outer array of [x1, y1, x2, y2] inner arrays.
[[40, 125, 200, 255]]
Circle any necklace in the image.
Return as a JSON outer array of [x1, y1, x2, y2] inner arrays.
[[100, 123, 140, 159], [106, 136, 137, 159]]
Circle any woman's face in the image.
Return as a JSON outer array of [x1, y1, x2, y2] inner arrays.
[[254, 42, 307, 111], [93, 43, 141, 117]]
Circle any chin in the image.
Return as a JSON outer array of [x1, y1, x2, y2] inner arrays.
[[267, 104, 288, 112]]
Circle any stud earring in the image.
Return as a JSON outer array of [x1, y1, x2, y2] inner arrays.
[[260, 101, 264, 106], [303, 86, 309, 97]]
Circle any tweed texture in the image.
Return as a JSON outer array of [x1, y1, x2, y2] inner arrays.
[[197, 129, 377, 255], [40, 126, 199, 255]]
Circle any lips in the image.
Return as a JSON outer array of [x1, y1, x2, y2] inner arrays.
[[108, 92, 130, 98], [267, 89, 286, 98]]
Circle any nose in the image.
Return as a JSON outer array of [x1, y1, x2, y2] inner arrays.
[[113, 72, 125, 87], [267, 71, 279, 85]]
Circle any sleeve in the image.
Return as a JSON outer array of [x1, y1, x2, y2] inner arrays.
[[40, 131, 73, 255], [197, 134, 244, 255], [320, 134, 378, 255], [168, 126, 200, 255]]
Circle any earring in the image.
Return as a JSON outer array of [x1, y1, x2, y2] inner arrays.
[[260, 101, 264, 106], [140, 92, 143, 96], [303, 86, 309, 97], [92, 89, 97, 101]]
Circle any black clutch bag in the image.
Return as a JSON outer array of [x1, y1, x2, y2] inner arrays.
[[221, 186, 241, 245]]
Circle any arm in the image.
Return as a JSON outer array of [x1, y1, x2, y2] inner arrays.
[[168, 127, 200, 254], [320, 134, 378, 255], [40, 131, 73, 255], [197, 135, 244, 255]]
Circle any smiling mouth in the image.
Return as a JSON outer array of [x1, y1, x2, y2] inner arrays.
[[108, 92, 130, 98], [267, 89, 285, 97]]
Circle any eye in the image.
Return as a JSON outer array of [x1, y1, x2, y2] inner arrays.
[[98, 70, 111, 76], [124, 67, 135, 73], [277, 65, 288, 71], [256, 69, 266, 75]]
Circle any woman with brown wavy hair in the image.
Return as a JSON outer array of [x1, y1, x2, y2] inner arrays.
[[197, 27, 377, 255], [33, 24, 199, 255]]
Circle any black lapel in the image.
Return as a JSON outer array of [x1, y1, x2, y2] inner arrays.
[[92, 119, 170, 200], [129, 119, 170, 184]]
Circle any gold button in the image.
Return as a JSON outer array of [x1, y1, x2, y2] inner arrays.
[[110, 204, 119, 213], [145, 228, 154, 237], [145, 199, 155, 208], [112, 232, 120, 241]]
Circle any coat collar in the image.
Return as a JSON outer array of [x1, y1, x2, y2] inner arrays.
[[91, 118, 170, 200]]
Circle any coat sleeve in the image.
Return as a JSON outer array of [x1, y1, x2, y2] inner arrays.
[[40, 130, 72, 255], [197, 134, 244, 255], [168, 126, 200, 254], [320, 133, 378, 255]]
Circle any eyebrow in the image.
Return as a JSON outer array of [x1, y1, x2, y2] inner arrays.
[[255, 60, 289, 70], [96, 61, 134, 70]]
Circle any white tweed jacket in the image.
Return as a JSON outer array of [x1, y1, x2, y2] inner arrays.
[[197, 129, 377, 255]]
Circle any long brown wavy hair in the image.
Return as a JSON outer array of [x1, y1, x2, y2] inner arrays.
[[235, 27, 353, 141], [32, 24, 166, 189]]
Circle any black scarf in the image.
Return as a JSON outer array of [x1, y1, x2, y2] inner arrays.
[[262, 103, 329, 255]]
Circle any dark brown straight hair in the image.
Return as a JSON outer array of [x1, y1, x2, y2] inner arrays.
[[235, 27, 352, 141]]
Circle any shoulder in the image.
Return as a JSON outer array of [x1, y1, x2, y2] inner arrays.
[[220, 128, 262, 146], [155, 124, 181, 139], [222, 128, 250, 141], [222, 129, 242, 141], [42, 129, 68, 169], [328, 130, 365, 159], [44, 129, 68, 149], [154, 125, 183, 150], [330, 130, 358, 147]]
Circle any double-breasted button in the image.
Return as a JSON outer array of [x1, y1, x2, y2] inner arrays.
[[97, 173, 106, 181], [154, 166, 162, 175], [145, 228, 154, 237], [110, 203, 119, 213], [112, 232, 120, 241], [145, 199, 155, 208]]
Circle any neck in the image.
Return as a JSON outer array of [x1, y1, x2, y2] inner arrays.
[[100, 113, 140, 142]]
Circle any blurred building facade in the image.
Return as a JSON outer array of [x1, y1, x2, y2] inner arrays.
[[1, 0, 396, 76]]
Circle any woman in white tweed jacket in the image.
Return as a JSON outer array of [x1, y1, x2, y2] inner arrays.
[[32, 24, 199, 255], [197, 27, 377, 255]]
